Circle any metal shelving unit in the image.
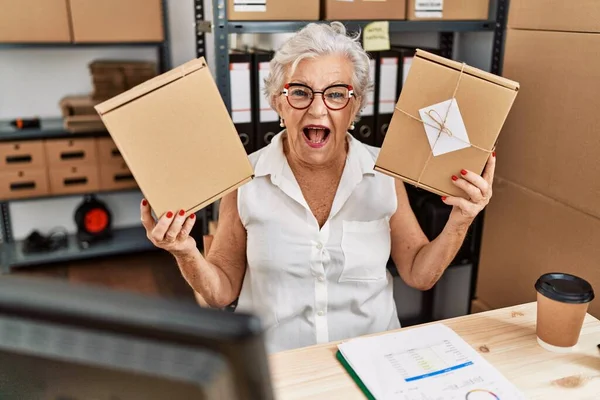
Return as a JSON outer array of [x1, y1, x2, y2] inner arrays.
[[0, 0, 173, 272]]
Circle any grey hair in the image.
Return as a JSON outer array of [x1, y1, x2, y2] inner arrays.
[[263, 21, 372, 118]]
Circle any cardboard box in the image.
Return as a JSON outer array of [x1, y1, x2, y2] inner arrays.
[[0, 169, 50, 200], [0, 0, 71, 42], [227, 0, 319, 21], [99, 162, 137, 191], [94, 57, 254, 219], [0, 140, 47, 170], [48, 164, 100, 195], [407, 0, 489, 21], [508, 0, 600, 33], [477, 177, 600, 318], [497, 29, 600, 219], [69, 0, 164, 42], [470, 298, 492, 314], [375, 50, 519, 198], [44, 138, 98, 167], [96, 137, 124, 164], [324, 0, 406, 21]]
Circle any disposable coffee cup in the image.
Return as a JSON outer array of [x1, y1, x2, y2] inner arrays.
[[535, 272, 595, 353]]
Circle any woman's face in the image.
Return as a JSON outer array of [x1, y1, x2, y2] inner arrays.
[[275, 54, 360, 167]]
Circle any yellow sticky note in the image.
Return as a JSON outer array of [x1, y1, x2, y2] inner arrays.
[[363, 21, 390, 52]]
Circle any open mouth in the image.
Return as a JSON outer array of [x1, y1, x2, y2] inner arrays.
[[302, 125, 331, 148]]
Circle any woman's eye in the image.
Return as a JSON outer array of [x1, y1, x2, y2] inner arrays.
[[326, 91, 345, 99], [291, 90, 309, 97]]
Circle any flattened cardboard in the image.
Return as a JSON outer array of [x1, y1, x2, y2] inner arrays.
[[324, 0, 406, 21], [0, 0, 71, 42], [407, 0, 489, 21], [498, 29, 600, 219], [95, 57, 254, 218], [508, 0, 600, 33], [477, 178, 600, 318], [227, 0, 319, 21], [375, 49, 519, 198]]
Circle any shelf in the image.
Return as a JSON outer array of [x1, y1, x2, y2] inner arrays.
[[226, 20, 496, 34], [0, 188, 142, 204], [0, 42, 165, 49], [0, 226, 157, 272], [0, 118, 108, 142]]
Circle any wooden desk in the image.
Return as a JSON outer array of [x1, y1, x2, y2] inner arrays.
[[270, 302, 600, 399]]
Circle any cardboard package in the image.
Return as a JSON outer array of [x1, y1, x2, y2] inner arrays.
[[59, 96, 106, 133], [508, 0, 600, 32], [0, 0, 71, 42], [324, 0, 406, 21], [99, 162, 137, 191], [94, 57, 254, 219], [227, 0, 319, 21], [407, 0, 490, 20], [69, 0, 164, 42], [375, 50, 519, 198]]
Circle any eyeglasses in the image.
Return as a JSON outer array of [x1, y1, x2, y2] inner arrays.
[[281, 83, 355, 111]]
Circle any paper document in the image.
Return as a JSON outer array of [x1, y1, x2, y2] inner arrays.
[[418, 98, 471, 157], [337, 323, 525, 400]]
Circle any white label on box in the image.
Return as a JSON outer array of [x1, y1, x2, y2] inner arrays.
[[402, 56, 413, 86], [230, 63, 252, 124], [362, 59, 376, 116], [234, 0, 266, 12], [378, 57, 398, 114], [259, 62, 279, 122], [415, 0, 443, 18], [418, 98, 471, 156]]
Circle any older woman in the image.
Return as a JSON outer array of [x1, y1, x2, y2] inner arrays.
[[140, 22, 495, 354]]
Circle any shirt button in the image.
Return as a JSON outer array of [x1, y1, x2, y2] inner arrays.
[[316, 242, 323, 250], [317, 310, 325, 316], [318, 275, 325, 282]]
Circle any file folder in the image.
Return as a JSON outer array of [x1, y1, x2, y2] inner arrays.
[[230, 50, 256, 154], [252, 49, 281, 150], [353, 52, 378, 146], [374, 49, 402, 147]]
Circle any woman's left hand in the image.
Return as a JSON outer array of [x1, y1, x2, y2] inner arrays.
[[442, 152, 496, 227]]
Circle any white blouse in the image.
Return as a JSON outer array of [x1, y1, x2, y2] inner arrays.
[[236, 131, 401, 354]]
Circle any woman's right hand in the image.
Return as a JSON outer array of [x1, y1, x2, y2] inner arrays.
[[140, 198, 197, 256]]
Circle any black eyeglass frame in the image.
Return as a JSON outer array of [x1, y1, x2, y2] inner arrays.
[[280, 83, 355, 111]]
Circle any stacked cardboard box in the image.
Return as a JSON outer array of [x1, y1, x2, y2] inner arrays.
[[476, 0, 600, 317], [89, 60, 157, 101], [59, 95, 106, 133]]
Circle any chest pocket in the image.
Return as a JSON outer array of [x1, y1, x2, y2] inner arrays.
[[338, 218, 391, 282]]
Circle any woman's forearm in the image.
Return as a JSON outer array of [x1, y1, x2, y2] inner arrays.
[[409, 218, 471, 290]]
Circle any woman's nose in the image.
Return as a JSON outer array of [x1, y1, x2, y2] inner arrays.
[[308, 94, 327, 117]]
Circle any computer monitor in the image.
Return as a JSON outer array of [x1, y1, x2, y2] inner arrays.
[[0, 275, 274, 400]]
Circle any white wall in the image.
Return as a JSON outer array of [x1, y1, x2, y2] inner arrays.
[[2, 0, 197, 240]]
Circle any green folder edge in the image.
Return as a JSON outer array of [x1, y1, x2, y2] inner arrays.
[[335, 350, 376, 400]]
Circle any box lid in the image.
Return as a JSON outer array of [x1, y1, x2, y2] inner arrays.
[[415, 49, 520, 91], [94, 57, 254, 218]]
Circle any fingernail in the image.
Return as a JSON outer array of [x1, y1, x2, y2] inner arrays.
[[452, 175, 458, 181], [142, 199, 148, 206], [166, 211, 173, 218], [460, 169, 467, 176], [442, 196, 447, 201], [189, 214, 196, 220], [179, 209, 185, 216], [493, 151, 496, 157]]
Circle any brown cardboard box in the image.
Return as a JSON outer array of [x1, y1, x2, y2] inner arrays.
[[324, 0, 406, 21], [470, 298, 492, 314], [0, 168, 50, 200], [0, 140, 47, 170], [375, 50, 519, 198], [44, 138, 98, 167], [508, 0, 600, 33], [407, 0, 489, 21], [477, 178, 600, 318], [94, 57, 254, 219], [0, 0, 71, 42], [48, 164, 100, 195], [96, 138, 124, 164], [69, 0, 164, 42], [99, 162, 137, 191], [227, 0, 319, 21], [497, 29, 600, 219]]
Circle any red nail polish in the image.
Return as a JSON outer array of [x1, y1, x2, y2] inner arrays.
[[142, 199, 148, 206], [460, 169, 467, 176], [166, 211, 173, 218], [189, 214, 196, 220], [442, 196, 447, 201], [452, 175, 458, 181], [493, 151, 496, 157], [179, 209, 185, 216]]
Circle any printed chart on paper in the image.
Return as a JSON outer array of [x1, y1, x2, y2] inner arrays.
[[337, 324, 526, 400]]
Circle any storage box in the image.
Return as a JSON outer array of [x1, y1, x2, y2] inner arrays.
[[323, 0, 406, 21], [227, 0, 319, 21], [407, 0, 489, 20], [477, 177, 600, 318], [0, 0, 71, 42], [508, 0, 600, 33], [375, 50, 519, 198], [69, 0, 164, 42], [0, 140, 47, 170], [94, 57, 254, 218], [44, 138, 98, 167], [48, 164, 100, 195], [0, 169, 50, 200], [99, 162, 137, 191], [96, 137, 124, 163]]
